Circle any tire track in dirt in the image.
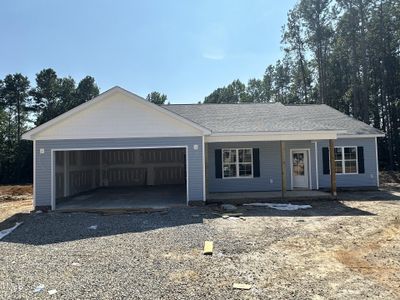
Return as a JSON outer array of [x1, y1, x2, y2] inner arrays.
[[334, 217, 400, 296]]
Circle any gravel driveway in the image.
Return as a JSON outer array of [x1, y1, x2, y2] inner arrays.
[[1, 195, 400, 299]]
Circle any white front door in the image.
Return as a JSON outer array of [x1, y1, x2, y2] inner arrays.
[[292, 150, 309, 189]]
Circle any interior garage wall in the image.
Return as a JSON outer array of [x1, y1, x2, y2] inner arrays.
[[102, 148, 185, 187], [55, 151, 100, 199], [35, 137, 204, 208], [55, 148, 186, 200]]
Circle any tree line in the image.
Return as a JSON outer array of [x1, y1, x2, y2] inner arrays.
[[0, 69, 100, 183], [204, 0, 400, 170], [1, 0, 399, 184], [0, 68, 169, 184]]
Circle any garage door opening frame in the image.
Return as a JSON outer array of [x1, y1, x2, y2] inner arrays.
[[50, 145, 189, 210]]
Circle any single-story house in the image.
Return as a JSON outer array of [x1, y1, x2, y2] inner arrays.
[[22, 86, 384, 210]]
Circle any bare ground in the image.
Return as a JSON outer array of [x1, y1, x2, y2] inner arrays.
[[0, 185, 32, 225], [1, 178, 400, 299]]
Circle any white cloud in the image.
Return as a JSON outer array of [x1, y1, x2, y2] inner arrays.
[[198, 22, 227, 60], [202, 51, 225, 60]]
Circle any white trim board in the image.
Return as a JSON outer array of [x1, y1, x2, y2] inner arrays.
[[338, 134, 385, 138], [50, 145, 190, 210], [206, 131, 338, 143]]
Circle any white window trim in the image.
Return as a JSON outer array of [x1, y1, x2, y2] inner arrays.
[[222, 148, 254, 179], [333, 146, 359, 175]]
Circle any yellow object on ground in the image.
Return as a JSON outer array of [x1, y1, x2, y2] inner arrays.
[[203, 241, 213, 255], [233, 283, 252, 290]]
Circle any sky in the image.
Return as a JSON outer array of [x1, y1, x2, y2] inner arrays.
[[0, 0, 297, 104]]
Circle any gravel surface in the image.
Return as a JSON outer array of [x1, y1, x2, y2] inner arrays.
[[1, 196, 400, 299]]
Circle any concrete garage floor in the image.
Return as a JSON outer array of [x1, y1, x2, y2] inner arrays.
[[56, 185, 186, 211]]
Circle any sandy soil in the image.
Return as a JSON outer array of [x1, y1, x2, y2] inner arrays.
[[210, 198, 400, 298], [0, 185, 32, 224]]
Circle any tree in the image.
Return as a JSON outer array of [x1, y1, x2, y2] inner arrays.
[[245, 79, 268, 103], [282, 5, 311, 102], [0, 73, 30, 141], [146, 91, 167, 105], [58, 77, 76, 111], [273, 59, 291, 103], [31, 69, 100, 125], [30, 68, 60, 125], [0, 69, 100, 183], [204, 88, 226, 104], [336, 0, 373, 123], [204, 79, 247, 103], [299, 0, 334, 104], [75, 76, 99, 105], [203, 0, 400, 169], [0, 74, 32, 183]]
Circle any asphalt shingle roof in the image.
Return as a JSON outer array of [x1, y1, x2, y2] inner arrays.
[[163, 103, 383, 136]]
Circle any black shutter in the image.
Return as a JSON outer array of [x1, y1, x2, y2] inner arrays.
[[322, 147, 330, 174], [215, 149, 222, 178], [253, 148, 260, 177], [357, 147, 365, 173]]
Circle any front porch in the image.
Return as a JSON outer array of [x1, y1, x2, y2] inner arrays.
[[207, 190, 332, 204], [206, 139, 338, 200]]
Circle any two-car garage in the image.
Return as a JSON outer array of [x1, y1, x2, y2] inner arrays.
[[54, 147, 187, 210], [24, 87, 208, 211]]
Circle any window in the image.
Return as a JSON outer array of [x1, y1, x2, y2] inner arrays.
[[222, 148, 253, 178], [334, 146, 358, 174]]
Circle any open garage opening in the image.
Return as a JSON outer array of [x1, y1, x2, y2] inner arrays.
[[53, 147, 188, 210]]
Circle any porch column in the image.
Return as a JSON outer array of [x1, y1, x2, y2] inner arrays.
[[280, 141, 286, 199], [204, 141, 209, 199], [329, 139, 337, 197]]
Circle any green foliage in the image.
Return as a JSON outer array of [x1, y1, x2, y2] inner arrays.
[[31, 69, 100, 125], [204, 79, 247, 103], [204, 0, 400, 170], [76, 76, 100, 105], [0, 73, 31, 141], [146, 91, 167, 105], [0, 69, 100, 183]]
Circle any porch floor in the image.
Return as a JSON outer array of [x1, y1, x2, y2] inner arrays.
[[207, 190, 332, 203]]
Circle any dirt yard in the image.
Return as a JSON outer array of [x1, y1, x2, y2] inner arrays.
[[0, 177, 400, 299], [0, 185, 32, 225]]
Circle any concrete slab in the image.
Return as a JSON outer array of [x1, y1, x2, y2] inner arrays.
[[56, 185, 186, 211], [207, 190, 332, 203]]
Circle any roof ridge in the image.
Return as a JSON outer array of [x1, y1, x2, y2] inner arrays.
[[163, 102, 281, 106]]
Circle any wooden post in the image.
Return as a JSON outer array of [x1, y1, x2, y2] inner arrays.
[[99, 150, 103, 187], [204, 142, 209, 198], [280, 141, 286, 199], [329, 139, 337, 197], [63, 151, 70, 197]]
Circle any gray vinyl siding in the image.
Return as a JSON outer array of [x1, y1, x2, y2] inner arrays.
[[317, 137, 378, 188], [207, 141, 317, 193], [35, 137, 204, 208]]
